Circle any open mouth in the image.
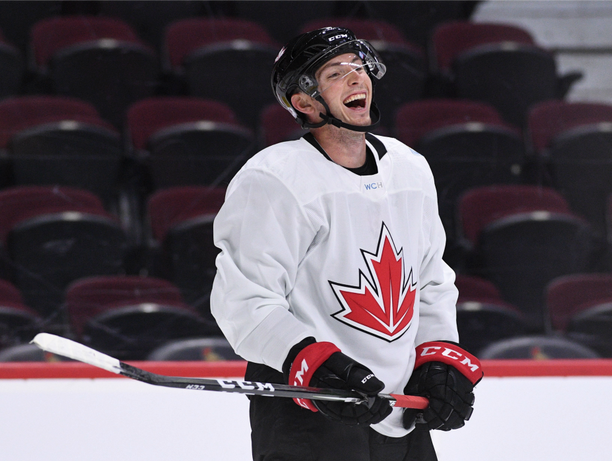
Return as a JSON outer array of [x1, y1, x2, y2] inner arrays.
[[343, 93, 367, 109]]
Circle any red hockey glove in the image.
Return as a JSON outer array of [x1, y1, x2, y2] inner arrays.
[[403, 341, 483, 431], [283, 337, 392, 426]]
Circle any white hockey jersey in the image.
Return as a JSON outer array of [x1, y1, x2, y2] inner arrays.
[[210, 133, 459, 437]]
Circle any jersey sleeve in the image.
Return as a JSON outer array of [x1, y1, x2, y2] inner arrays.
[[210, 168, 317, 371], [414, 160, 460, 346]]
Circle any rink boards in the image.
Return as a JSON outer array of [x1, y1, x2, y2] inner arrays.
[[1, 360, 610, 461]]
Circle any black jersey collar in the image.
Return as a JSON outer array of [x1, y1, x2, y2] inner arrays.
[[303, 132, 387, 176]]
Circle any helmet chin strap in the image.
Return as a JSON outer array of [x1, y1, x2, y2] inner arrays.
[[301, 97, 381, 132]]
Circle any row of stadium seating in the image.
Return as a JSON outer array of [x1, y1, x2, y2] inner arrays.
[[0, 14, 583, 130], [1, 267, 612, 361], [0, 182, 611, 359], [1, 94, 611, 242], [0, 97, 611, 360], [0, 3, 610, 362]]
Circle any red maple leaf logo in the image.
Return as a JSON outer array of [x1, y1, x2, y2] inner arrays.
[[330, 223, 417, 341]]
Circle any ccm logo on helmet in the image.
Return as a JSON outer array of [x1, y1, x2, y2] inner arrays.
[[328, 33, 349, 42], [418, 345, 480, 372]]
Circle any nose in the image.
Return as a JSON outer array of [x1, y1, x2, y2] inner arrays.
[[345, 68, 364, 86]]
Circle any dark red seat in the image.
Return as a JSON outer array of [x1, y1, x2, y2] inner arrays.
[[454, 274, 528, 354], [527, 100, 612, 235], [164, 18, 279, 128], [432, 21, 535, 74], [547, 273, 612, 332], [0, 185, 110, 244], [0, 96, 122, 203], [458, 185, 573, 246], [65, 275, 214, 360], [395, 99, 524, 245], [127, 97, 255, 191], [0, 186, 127, 320], [546, 274, 612, 356], [430, 20, 581, 127], [395, 98, 517, 146], [30, 15, 159, 127], [259, 103, 308, 147], [458, 185, 594, 331], [147, 186, 226, 320], [147, 186, 226, 243]]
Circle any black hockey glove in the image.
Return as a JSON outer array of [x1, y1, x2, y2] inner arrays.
[[283, 337, 392, 426], [402, 341, 483, 432]]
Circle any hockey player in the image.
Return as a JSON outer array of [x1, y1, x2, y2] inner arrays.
[[210, 27, 483, 461]]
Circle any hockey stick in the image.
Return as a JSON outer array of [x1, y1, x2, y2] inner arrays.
[[31, 333, 428, 409]]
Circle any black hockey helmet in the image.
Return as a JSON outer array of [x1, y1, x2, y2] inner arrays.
[[271, 26, 386, 131]]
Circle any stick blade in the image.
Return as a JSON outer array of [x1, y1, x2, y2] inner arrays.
[[31, 333, 122, 375]]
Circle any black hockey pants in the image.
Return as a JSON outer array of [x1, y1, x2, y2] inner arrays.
[[247, 363, 438, 461]]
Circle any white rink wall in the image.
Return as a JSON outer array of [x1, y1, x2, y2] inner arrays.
[[1, 370, 611, 461], [433, 375, 612, 461]]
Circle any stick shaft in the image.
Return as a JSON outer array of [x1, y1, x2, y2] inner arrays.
[[31, 333, 428, 409]]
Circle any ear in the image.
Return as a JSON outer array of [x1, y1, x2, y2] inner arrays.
[[291, 93, 317, 117]]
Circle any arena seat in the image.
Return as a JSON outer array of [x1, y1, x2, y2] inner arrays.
[[527, 100, 612, 236], [65, 275, 216, 361], [98, 0, 216, 50], [546, 273, 612, 357], [0, 342, 69, 362], [146, 186, 226, 321], [430, 21, 582, 127], [458, 185, 595, 331], [259, 103, 308, 147], [0, 186, 127, 321], [163, 18, 279, 129], [455, 274, 528, 355], [395, 99, 525, 246], [0, 96, 122, 205], [478, 335, 600, 359], [126, 97, 255, 192], [147, 337, 241, 361], [29, 15, 159, 127]]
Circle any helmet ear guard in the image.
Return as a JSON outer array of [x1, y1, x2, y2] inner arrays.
[[271, 27, 386, 132]]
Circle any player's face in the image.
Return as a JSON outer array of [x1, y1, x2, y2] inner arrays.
[[315, 53, 373, 126]]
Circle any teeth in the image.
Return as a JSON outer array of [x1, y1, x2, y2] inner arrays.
[[343, 94, 366, 104]]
